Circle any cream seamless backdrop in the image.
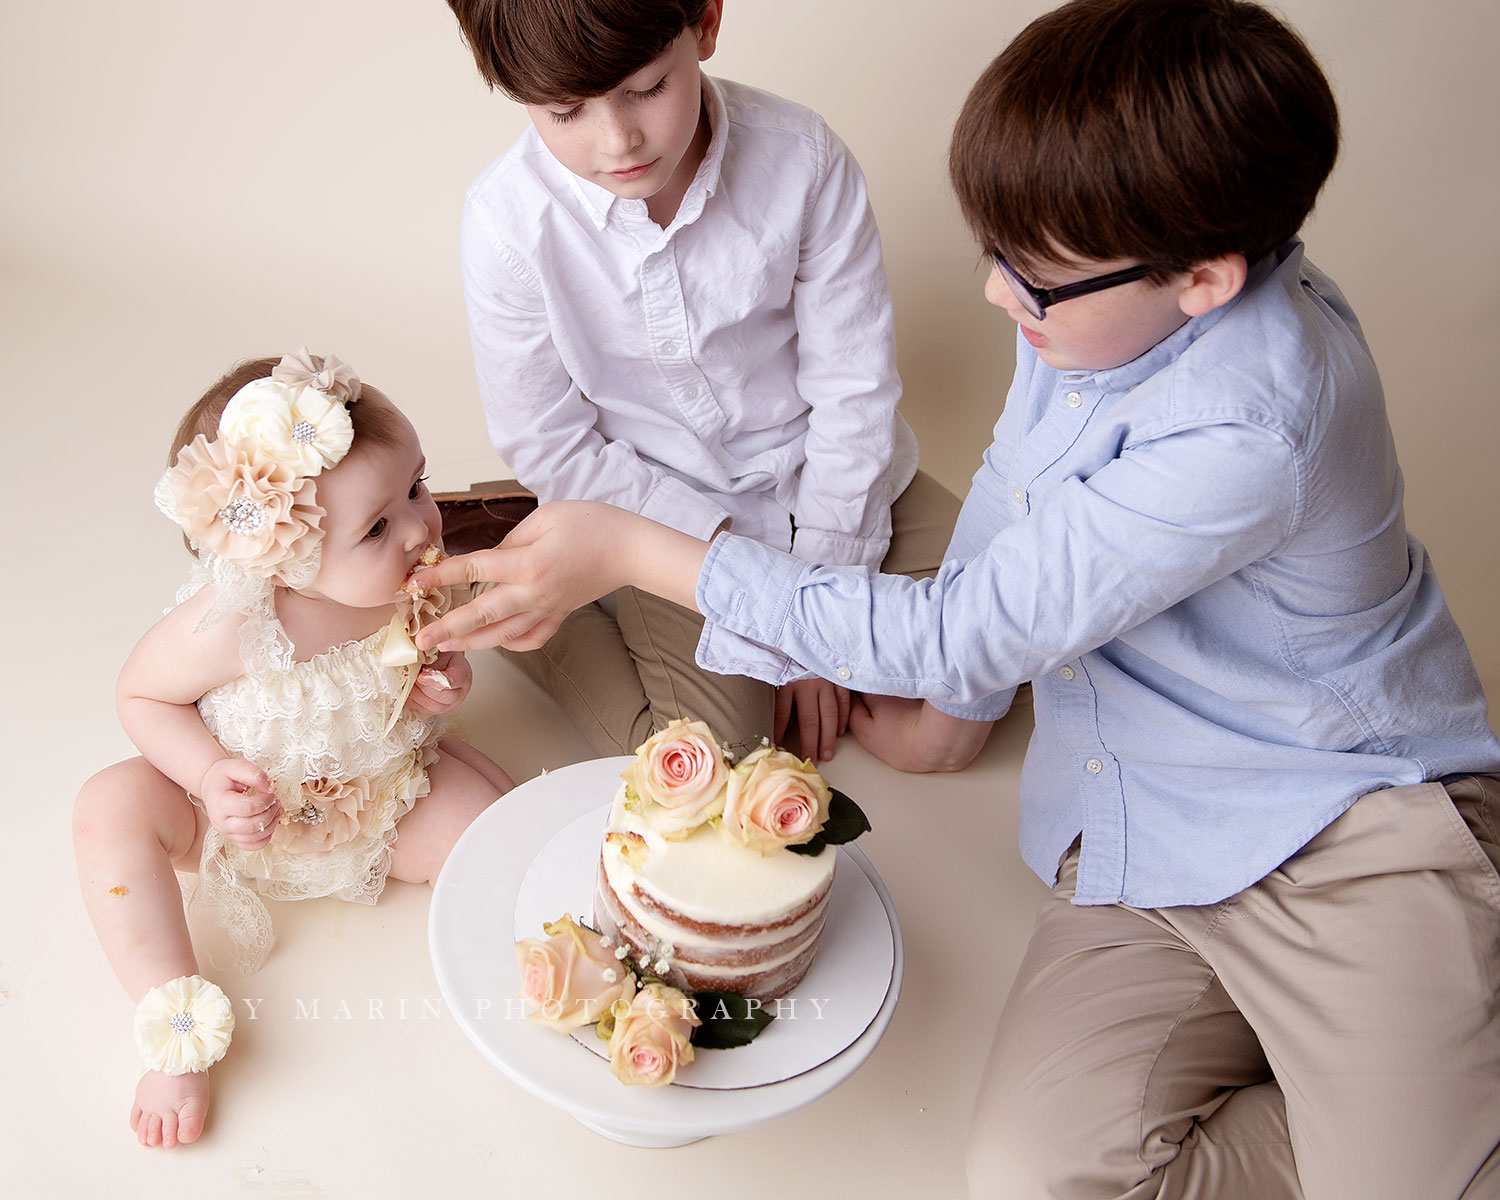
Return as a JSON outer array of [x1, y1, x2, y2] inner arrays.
[[3, 1, 1496, 1196]]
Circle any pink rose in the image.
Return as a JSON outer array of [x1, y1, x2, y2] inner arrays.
[[722, 746, 831, 854], [621, 718, 728, 838], [607, 983, 700, 1087], [515, 915, 636, 1033]]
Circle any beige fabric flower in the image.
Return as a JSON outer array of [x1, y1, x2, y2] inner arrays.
[[271, 346, 362, 408], [219, 376, 355, 477], [274, 775, 369, 854], [164, 433, 324, 579], [134, 975, 235, 1075]]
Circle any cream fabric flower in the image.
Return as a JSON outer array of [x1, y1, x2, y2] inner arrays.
[[219, 376, 355, 477], [134, 975, 235, 1075]]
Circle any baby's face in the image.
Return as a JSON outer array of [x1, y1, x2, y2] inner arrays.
[[298, 402, 442, 612]]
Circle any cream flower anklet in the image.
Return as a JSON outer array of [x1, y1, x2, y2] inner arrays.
[[134, 975, 235, 1075]]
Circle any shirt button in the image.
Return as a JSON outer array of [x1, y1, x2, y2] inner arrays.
[[1066, 391, 1083, 408], [622, 200, 642, 214], [1012, 487, 1026, 504], [1058, 665, 1076, 680], [1085, 758, 1104, 774], [835, 666, 852, 681], [660, 340, 679, 356]]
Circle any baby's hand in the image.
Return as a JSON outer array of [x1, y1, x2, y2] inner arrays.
[[199, 757, 279, 850], [405, 651, 472, 716]]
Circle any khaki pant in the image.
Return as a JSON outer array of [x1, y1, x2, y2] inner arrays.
[[968, 775, 1500, 1199], [502, 470, 961, 758]]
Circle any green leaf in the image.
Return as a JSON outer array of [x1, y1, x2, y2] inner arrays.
[[689, 990, 776, 1049], [787, 789, 872, 856]]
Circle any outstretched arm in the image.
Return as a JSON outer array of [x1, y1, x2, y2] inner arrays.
[[412, 502, 709, 654]]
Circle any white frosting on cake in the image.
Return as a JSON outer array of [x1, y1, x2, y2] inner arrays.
[[602, 788, 835, 924], [595, 785, 837, 997]]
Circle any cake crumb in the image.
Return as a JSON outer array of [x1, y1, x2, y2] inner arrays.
[[108, 884, 129, 897]]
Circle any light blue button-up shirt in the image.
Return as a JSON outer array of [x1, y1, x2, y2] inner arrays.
[[695, 242, 1500, 906]]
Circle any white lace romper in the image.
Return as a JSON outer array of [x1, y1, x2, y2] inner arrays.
[[190, 618, 445, 974]]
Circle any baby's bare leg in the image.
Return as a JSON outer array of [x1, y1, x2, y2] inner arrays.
[[73, 758, 214, 1149], [388, 737, 510, 886]]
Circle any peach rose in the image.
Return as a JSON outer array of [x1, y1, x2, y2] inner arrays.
[[165, 433, 324, 579], [621, 718, 728, 838], [515, 915, 636, 1033], [607, 983, 700, 1087], [722, 746, 831, 854]]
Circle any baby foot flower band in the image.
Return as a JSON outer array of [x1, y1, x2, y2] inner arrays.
[[134, 974, 235, 1075]]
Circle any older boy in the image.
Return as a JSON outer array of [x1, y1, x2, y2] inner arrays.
[[422, 0, 1500, 1194], [444, 0, 957, 760]]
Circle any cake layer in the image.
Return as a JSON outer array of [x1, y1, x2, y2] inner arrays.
[[594, 786, 837, 1000]]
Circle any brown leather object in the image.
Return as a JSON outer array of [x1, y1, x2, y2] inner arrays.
[[433, 480, 538, 557]]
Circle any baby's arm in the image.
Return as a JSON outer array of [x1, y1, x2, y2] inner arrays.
[[116, 588, 277, 849]]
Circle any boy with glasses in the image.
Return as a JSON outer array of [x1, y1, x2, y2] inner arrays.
[[422, 1, 1500, 1193]]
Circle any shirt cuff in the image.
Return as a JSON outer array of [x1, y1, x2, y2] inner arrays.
[[639, 475, 733, 543], [931, 690, 1017, 723], [694, 533, 809, 684], [791, 526, 889, 570]]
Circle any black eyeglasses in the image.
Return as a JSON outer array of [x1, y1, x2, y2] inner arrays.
[[991, 252, 1159, 321]]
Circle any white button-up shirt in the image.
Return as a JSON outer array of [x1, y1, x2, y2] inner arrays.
[[459, 75, 917, 567]]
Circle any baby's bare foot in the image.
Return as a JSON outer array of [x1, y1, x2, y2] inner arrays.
[[130, 1069, 210, 1148]]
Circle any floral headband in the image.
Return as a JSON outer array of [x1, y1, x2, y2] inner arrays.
[[156, 348, 360, 589]]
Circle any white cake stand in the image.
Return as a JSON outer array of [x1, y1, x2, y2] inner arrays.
[[429, 757, 905, 1147]]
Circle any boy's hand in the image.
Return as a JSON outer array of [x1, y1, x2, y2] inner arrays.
[[775, 678, 851, 763], [199, 757, 279, 850], [848, 694, 994, 773], [405, 651, 471, 715], [412, 501, 710, 653]]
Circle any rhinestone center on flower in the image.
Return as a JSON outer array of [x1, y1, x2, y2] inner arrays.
[[170, 1011, 196, 1034], [291, 419, 317, 444], [219, 496, 267, 535]]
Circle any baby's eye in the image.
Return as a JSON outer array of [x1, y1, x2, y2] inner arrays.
[[409, 475, 429, 501], [365, 517, 388, 539], [548, 104, 582, 124], [633, 77, 668, 99]]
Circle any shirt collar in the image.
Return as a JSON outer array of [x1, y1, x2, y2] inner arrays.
[[565, 72, 727, 233], [1087, 241, 1300, 393]]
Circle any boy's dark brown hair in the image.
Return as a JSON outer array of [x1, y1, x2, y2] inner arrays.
[[448, 0, 710, 102], [950, 0, 1340, 277], [169, 356, 401, 467]]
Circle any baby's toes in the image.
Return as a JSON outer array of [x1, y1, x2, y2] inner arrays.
[[175, 1093, 208, 1145]]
